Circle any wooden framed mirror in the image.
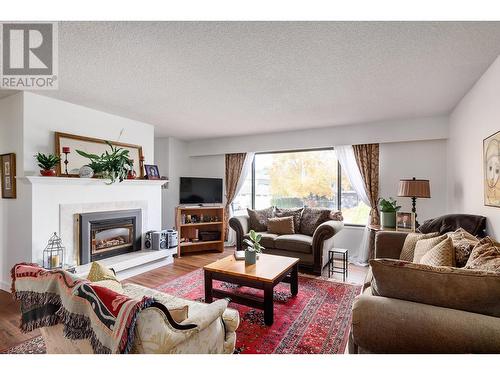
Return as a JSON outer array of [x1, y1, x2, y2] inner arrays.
[[54, 132, 144, 178]]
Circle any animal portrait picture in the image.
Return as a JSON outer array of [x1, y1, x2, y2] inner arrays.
[[484, 131, 500, 207]]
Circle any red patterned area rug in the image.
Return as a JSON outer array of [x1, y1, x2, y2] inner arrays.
[[156, 269, 361, 354], [1, 336, 46, 354]]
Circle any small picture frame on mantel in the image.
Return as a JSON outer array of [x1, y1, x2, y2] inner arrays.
[[144, 164, 160, 180], [1, 153, 17, 199]]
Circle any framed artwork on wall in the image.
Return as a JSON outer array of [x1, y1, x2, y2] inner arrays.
[[1, 153, 17, 199], [54, 132, 144, 178], [484, 130, 500, 207], [395, 211, 415, 232]]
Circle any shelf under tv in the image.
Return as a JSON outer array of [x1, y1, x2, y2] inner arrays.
[[175, 206, 225, 257]]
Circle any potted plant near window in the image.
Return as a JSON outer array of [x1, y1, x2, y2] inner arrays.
[[35, 153, 61, 177], [243, 230, 264, 265], [378, 197, 401, 228]]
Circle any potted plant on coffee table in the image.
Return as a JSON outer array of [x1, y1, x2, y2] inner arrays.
[[378, 197, 401, 228], [243, 230, 264, 265], [35, 153, 61, 177]]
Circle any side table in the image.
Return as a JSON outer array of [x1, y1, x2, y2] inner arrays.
[[328, 248, 348, 282]]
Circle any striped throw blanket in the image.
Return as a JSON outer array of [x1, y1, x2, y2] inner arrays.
[[11, 263, 155, 354]]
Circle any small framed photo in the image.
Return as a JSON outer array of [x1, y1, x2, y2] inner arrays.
[[144, 164, 160, 180], [1, 153, 16, 199], [396, 212, 415, 232]]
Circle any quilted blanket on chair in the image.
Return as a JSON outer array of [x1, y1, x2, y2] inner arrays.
[[11, 263, 155, 354]]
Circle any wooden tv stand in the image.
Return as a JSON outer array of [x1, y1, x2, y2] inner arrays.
[[175, 206, 225, 257]]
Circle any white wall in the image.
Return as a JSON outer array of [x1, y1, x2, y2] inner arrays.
[[155, 137, 190, 229], [22, 92, 155, 175], [177, 127, 450, 256], [0, 92, 157, 290], [380, 139, 448, 223], [0, 93, 29, 290], [448, 55, 500, 238], [187, 116, 448, 156]]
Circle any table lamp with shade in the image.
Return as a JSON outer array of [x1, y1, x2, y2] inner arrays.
[[397, 177, 431, 227]]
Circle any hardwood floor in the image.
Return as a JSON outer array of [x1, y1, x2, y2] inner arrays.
[[0, 247, 367, 351], [0, 291, 40, 352]]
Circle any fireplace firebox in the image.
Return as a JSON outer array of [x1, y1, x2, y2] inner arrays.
[[79, 209, 142, 264]]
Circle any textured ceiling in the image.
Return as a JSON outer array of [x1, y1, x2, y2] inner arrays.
[[3, 21, 500, 139]]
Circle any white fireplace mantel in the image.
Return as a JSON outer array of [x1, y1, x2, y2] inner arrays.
[[21, 174, 168, 275], [19, 176, 168, 186]]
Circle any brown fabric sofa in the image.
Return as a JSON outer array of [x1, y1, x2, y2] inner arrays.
[[229, 209, 343, 275], [349, 231, 500, 353]]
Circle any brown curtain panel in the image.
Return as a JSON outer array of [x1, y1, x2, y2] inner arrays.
[[353, 144, 380, 226], [224, 153, 247, 240]]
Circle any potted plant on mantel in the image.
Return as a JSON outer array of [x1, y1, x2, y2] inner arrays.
[[378, 197, 401, 229], [76, 141, 133, 184], [35, 153, 61, 176], [243, 230, 264, 265]]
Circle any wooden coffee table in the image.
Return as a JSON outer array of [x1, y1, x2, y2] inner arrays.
[[203, 253, 299, 325]]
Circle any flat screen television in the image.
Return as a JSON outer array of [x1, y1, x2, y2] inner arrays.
[[180, 177, 223, 204]]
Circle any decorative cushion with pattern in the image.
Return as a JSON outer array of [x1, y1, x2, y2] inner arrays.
[[413, 234, 449, 264], [275, 207, 303, 233], [247, 207, 274, 232], [418, 237, 455, 267], [330, 211, 343, 221], [299, 208, 332, 236], [87, 261, 119, 282], [447, 228, 480, 267], [464, 237, 500, 272], [399, 232, 439, 262], [267, 216, 295, 235], [370, 258, 500, 318]]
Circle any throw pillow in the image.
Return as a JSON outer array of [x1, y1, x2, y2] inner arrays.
[[464, 237, 500, 272], [267, 216, 295, 235], [247, 207, 274, 232], [330, 211, 343, 221], [419, 237, 454, 267], [399, 232, 439, 262], [168, 305, 189, 323], [370, 258, 500, 318], [413, 234, 448, 263], [447, 228, 480, 267], [299, 207, 331, 236], [275, 207, 303, 233], [87, 261, 119, 282]]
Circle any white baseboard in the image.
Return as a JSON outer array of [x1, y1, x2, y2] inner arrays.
[[0, 279, 11, 292]]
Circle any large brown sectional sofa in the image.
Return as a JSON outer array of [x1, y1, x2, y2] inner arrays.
[[229, 207, 343, 275], [349, 226, 500, 354]]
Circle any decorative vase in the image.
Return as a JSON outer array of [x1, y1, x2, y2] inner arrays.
[[380, 211, 396, 228], [40, 169, 56, 177], [245, 250, 257, 265], [127, 169, 137, 180]]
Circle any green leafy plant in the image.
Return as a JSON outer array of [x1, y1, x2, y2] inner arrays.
[[378, 197, 401, 213], [35, 153, 61, 170], [243, 230, 265, 253], [76, 141, 133, 184]]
